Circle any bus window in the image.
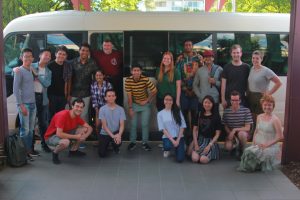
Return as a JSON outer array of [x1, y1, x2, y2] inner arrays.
[[124, 31, 168, 77], [46, 33, 84, 60], [90, 32, 123, 51], [169, 32, 213, 57], [216, 33, 289, 75], [264, 34, 289, 76], [4, 33, 45, 97]]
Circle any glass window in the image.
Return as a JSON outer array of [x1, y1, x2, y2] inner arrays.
[[90, 32, 123, 51], [169, 32, 212, 57], [216, 33, 289, 75], [47, 33, 83, 60], [124, 31, 168, 77], [4, 33, 45, 97]]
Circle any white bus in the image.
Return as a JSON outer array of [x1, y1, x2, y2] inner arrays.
[[3, 11, 289, 136]]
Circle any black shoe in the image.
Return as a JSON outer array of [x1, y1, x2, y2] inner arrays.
[[142, 143, 152, 151], [113, 147, 120, 154], [52, 152, 61, 164], [29, 150, 40, 157], [42, 145, 52, 153], [127, 143, 136, 151], [27, 154, 34, 162], [69, 150, 86, 157]]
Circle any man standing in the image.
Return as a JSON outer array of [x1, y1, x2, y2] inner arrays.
[[125, 65, 157, 151], [69, 43, 98, 123], [92, 39, 123, 105], [47, 46, 72, 119], [32, 49, 52, 153], [193, 50, 223, 112], [13, 48, 37, 161], [176, 40, 199, 144], [222, 91, 253, 160], [221, 44, 250, 109], [44, 98, 93, 164], [98, 89, 126, 157]]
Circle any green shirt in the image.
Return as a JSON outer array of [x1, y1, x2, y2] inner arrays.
[[156, 68, 181, 99]]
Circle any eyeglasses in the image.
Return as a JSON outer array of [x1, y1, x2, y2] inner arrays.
[[230, 99, 240, 102]]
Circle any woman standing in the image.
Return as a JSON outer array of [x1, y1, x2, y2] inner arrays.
[[188, 95, 221, 164], [248, 50, 282, 118], [238, 95, 284, 172], [157, 94, 186, 162], [90, 70, 113, 132], [156, 52, 181, 111]]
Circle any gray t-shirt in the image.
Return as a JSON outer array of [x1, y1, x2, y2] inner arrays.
[[248, 66, 276, 93], [193, 64, 223, 103], [13, 66, 35, 104], [99, 104, 126, 136]]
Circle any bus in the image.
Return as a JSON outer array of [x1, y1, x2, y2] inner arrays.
[[3, 11, 289, 136]]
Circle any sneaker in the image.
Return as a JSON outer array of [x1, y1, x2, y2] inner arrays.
[[42, 145, 52, 153], [52, 152, 61, 164], [127, 143, 136, 151], [163, 151, 170, 158], [27, 154, 34, 161], [142, 143, 152, 151], [79, 143, 86, 149], [69, 150, 86, 157], [29, 150, 40, 157]]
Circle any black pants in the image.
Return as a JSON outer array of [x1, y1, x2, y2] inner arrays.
[[98, 134, 121, 157], [48, 95, 67, 120]]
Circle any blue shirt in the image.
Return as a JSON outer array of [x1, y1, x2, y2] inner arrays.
[[157, 109, 186, 138]]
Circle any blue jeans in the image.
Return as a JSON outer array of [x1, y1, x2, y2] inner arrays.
[[163, 137, 185, 162], [17, 103, 36, 152], [130, 103, 151, 143]]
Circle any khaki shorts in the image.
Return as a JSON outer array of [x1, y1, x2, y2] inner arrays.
[[46, 129, 77, 146]]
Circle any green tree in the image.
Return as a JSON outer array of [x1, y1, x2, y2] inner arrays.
[[2, 0, 73, 27], [222, 0, 290, 13], [94, 0, 141, 11]]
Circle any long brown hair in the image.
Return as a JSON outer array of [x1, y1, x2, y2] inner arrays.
[[158, 51, 175, 83]]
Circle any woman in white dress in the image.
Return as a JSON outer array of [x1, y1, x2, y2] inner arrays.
[[238, 95, 284, 172]]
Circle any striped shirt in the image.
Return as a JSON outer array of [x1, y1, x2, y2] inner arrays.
[[222, 106, 253, 129], [125, 75, 157, 102]]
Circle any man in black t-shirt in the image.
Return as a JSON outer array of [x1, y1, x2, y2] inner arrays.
[[48, 46, 72, 120], [68, 43, 98, 123], [221, 44, 250, 109]]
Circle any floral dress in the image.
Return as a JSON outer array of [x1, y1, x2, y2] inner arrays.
[[238, 115, 281, 172]]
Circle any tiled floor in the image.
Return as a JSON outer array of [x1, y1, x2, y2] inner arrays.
[[0, 142, 299, 200]]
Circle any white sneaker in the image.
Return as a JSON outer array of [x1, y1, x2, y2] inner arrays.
[[163, 151, 170, 158]]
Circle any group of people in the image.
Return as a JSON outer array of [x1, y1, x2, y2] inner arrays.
[[13, 39, 284, 172]]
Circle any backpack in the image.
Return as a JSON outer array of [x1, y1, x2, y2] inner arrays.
[[5, 131, 27, 167]]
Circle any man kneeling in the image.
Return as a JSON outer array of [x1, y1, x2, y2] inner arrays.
[[44, 98, 92, 164]]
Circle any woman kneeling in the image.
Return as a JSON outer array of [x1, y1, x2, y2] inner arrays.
[[188, 95, 221, 164], [157, 94, 186, 162]]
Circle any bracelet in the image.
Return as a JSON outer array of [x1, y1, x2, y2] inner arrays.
[[209, 142, 213, 146]]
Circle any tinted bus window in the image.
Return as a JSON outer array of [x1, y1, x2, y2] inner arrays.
[[169, 32, 213, 57], [90, 32, 123, 51], [47, 33, 84, 60], [216, 33, 288, 75], [124, 31, 168, 77], [4, 33, 45, 97]]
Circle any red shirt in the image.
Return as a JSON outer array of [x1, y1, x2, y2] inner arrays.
[[92, 50, 123, 78], [44, 110, 85, 140]]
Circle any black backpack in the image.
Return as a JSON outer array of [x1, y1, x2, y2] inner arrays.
[[5, 131, 27, 167]]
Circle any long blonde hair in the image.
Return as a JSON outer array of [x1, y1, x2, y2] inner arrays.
[[158, 52, 175, 83]]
